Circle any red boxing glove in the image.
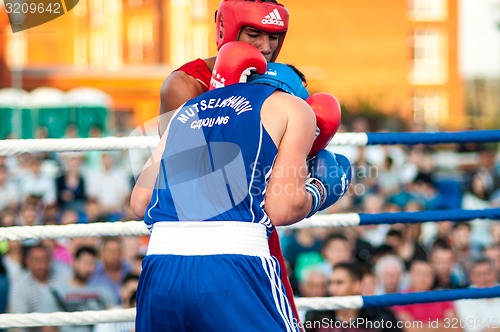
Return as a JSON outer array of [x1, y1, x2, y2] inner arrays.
[[209, 41, 267, 90], [306, 93, 342, 158]]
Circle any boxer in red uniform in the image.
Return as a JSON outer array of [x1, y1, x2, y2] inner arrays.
[[155, 1, 341, 325]]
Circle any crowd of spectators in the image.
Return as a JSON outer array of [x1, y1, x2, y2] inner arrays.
[[282, 121, 500, 331], [0, 127, 145, 332], [0, 120, 499, 331]]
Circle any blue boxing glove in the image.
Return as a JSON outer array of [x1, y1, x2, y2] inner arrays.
[[305, 150, 352, 218]]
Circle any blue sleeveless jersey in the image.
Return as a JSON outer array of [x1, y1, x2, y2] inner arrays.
[[144, 83, 279, 235]]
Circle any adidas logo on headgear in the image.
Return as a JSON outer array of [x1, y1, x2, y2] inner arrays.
[[262, 9, 284, 26]]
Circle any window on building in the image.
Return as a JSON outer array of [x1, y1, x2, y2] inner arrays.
[[74, 0, 87, 17], [192, 0, 207, 20], [410, 29, 447, 85], [127, 17, 154, 64], [169, 0, 209, 66], [89, 0, 106, 27], [80, 0, 123, 69], [409, 0, 447, 21], [412, 91, 448, 127], [74, 35, 88, 69], [6, 33, 27, 70]]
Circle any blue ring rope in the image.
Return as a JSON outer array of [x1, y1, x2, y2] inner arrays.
[[359, 208, 500, 225], [362, 286, 500, 308], [366, 130, 500, 145]]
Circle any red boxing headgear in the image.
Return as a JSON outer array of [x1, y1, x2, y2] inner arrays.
[[215, 0, 289, 62]]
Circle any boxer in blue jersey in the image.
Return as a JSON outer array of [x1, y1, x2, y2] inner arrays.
[[130, 42, 351, 332]]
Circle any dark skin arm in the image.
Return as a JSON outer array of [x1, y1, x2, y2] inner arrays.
[[158, 57, 216, 135]]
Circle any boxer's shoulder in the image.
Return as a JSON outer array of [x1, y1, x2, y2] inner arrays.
[[263, 90, 313, 118], [261, 91, 315, 147], [160, 70, 206, 115], [177, 58, 214, 81]]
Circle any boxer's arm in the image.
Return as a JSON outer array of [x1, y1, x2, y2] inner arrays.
[[130, 132, 168, 218], [264, 93, 316, 226], [159, 71, 206, 135]]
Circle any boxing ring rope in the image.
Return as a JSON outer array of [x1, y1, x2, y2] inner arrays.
[[1, 129, 500, 155], [0, 130, 499, 328], [0, 308, 136, 329], [0, 208, 498, 241], [2, 287, 500, 328], [365, 130, 500, 145]]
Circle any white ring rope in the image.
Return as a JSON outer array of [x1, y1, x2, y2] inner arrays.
[[0, 215, 361, 241], [0, 297, 363, 328], [295, 296, 364, 311], [0, 308, 136, 329], [0, 136, 159, 155], [0, 133, 369, 155], [0, 222, 149, 241], [330, 132, 368, 146]]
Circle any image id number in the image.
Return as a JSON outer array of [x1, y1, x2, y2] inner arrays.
[[5, 1, 62, 14], [444, 318, 500, 329]]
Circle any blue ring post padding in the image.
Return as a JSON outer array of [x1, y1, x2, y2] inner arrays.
[[366, 130, 500, 145], [359, 208, 500, 225], [362, 286, 500, 308]]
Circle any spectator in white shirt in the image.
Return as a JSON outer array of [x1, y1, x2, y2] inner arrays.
[[18, 155, 56, 206], [0, 165, 19, 211], [85, 154, 130, 214]]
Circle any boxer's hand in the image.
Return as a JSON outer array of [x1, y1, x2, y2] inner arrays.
[[209, 41, 267, 90], [305, 150, 351, 217], [306, 93, 342, 158]]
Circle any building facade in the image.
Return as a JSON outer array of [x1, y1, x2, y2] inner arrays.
[[0, 0, 465, 130]]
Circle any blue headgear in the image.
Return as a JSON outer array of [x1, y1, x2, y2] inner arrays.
[[248, 63, 310, 100]]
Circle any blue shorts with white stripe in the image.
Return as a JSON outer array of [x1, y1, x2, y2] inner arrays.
[[135, 254, 301, 332]]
